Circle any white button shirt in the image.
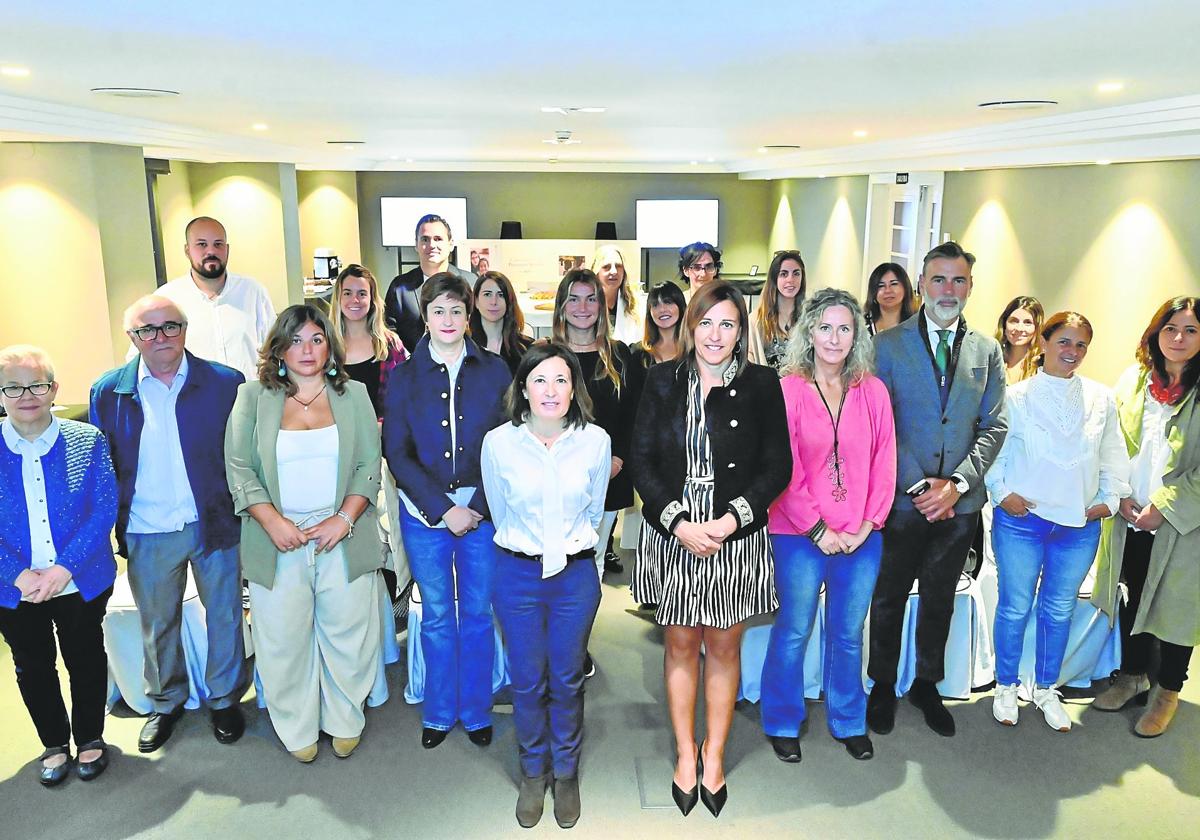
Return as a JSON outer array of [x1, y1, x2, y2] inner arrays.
[[2, 417, 78, 598], [481, 421, 611, 578], [139, 272, 276, 380], [127, 355, 199, 535]]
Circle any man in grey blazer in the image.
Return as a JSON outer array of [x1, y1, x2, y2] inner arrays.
[[866, 241, 1007, 738], [383, 214, 476, 354]]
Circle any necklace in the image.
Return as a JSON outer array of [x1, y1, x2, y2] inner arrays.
[[290, 383, 327, 411], [815, 378, 848, 502]]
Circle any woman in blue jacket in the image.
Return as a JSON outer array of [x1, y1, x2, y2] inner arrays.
[[383, 272, 512, 749], [0, 345, 118, 786]]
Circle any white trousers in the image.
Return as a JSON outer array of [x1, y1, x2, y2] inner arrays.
[[249, 543, 381, 752]]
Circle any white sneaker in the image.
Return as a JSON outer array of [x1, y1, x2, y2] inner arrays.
[[993, 683, 1020, 726], [1032, 686, 1072, 732]]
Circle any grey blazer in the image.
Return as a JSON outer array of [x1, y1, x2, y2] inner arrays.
[[872, 311, 1007, 514]]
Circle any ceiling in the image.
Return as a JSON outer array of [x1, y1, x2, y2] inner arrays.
[[2, 1, 1199, 178]]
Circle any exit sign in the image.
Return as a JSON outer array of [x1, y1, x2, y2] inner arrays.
[[896, 173, 909, 184]]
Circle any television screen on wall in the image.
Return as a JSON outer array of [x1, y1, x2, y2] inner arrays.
[[381, 197, 468, 247], [635, 199, 719, 248]]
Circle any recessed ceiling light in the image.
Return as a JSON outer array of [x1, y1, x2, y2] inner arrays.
[[541, 106, 606, 115], [1096, 159, 1112, 165], [853, 129, 868, 138], [547, 157, 559, 164], [978, 99, 1058, 110], [706, 157, 715, 163], [251, 123, 268, 131], [1097, 81, 1124, 93], [1, 66, 30, 78]]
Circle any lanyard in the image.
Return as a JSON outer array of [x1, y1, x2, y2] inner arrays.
[[815, 380, 849, 503]]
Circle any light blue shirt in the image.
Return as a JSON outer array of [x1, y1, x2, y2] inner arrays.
[[127, 355, 199, 535], [2, 416, 77, 598]]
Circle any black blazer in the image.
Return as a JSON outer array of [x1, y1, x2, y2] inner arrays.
[[384, 264, 476, 354], [631, 359, 791, 541]]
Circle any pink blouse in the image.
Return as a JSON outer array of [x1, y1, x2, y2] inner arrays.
[[768, 373, 897, 535]]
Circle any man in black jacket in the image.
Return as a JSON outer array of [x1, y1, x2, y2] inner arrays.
[[384, 214, 476, 353]]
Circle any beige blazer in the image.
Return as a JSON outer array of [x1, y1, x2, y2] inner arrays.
[[225, 379, 383, 589]]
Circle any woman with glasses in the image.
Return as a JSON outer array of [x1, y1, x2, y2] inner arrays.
[[749, 250, 807, 371], [864, 263, 916, 336], [0, 345, 118, 785], [469, 271, 534, 375], [225, 305, 384, 762], [591, 245, 644, 345], [678, 242, 722, 299]]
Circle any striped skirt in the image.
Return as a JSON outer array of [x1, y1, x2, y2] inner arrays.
[[632, 477, 777, 630]]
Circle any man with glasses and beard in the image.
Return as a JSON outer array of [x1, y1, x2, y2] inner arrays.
[[142, 217, 276, 380]]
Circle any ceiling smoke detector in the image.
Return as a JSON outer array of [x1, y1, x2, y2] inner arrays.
[[542, 129, 581, 146]]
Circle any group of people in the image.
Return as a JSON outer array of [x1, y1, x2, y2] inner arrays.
[[1, 212, 1196, 832]]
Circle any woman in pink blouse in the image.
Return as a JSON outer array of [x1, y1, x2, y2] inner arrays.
[[759, 288, 896, 762]]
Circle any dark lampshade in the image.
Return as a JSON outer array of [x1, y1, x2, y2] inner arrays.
[[595, 221, 618, 240], [499, 220, 523, 239]]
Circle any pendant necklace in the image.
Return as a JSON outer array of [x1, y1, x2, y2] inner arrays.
[[291, 383, 327, 412], [815, 379, 849, 502]]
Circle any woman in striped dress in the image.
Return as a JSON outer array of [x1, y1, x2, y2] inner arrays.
[[631, 281, 791, 818]]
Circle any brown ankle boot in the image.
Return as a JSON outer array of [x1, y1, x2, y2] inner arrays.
[[1093, 672, 1150, 711], [1134, 687, 1180, 738]]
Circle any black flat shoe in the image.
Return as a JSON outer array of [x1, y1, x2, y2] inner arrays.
[[38, 746, 71, 787], [767, 735, 801, 763], [211, 705, 245, 744], [421, 727, 449, 749], [837, 734, 874, 760], [467, 725, 493, 747], [700, 782, 727, 818], [75, 740, 109, 782]]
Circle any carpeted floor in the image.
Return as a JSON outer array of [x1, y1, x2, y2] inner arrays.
[[2, 555, 1197, 840]]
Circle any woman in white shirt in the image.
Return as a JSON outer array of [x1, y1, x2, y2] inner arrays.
[[985, 311, 1130, 732], [482, 343, 611, 830], [591, 245, 643, 345]]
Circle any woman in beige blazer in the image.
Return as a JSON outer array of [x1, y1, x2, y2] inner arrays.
[[226, 304, 384, 762]]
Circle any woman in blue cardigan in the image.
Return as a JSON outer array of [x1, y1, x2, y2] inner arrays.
[[0, 345, 118, 786], [383, 272, 511, 749]]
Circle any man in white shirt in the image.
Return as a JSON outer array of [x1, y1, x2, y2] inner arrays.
[[383, 214, 476, 353], [146, 217, 276, 380]]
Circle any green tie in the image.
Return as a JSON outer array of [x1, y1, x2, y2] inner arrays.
[[935, 330, 952, 376]]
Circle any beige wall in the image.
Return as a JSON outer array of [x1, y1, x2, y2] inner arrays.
[[0, 142, 156, 403], [298, 170, 361, 270], [767, 176, 869, 295], [187, 162, 304, 311], [356, 171, 772, 289], [941, 161, 1200, 386]]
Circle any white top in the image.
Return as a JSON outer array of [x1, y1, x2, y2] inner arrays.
[[135, 272, 276, 380], [1128, 381, 1175, 510], [481, 421, 611, 578], [986, 371, 1130, 527], [2, 417, 77, 598], [276, 425, 339, 517], [398, 342, 475, 528], [609, 294, 644, 346], [127, 355, 199, 535]]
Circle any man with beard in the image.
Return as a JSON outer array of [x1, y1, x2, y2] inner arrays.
[[865, 241, 1007, 738], [147, 217, 276, 380]]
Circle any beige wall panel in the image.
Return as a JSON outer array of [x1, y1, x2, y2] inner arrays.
[[298, 170, 362, 269]]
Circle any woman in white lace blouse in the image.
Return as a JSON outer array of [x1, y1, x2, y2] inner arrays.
[[985, 311, 1130, 732]]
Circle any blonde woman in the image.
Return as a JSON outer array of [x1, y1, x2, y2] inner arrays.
[[591, 245, 643, 345]]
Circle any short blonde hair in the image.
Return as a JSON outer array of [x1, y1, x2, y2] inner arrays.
[[0, 344, 56, 381]]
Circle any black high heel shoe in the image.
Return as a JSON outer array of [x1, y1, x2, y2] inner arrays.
[[698, 742, 727, 818], [670, 746, 700, 816]]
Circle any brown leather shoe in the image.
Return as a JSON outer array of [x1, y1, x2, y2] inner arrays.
[[1093, 672, 1150, 712], [1134, 687, 1180, 738]]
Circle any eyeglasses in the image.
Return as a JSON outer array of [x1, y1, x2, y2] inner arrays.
[[686, 264, 718, 274], [1, 382, 53, 399], [129, 321, 185, 341]]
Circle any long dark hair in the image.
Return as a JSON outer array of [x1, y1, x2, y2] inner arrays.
[[469, 271, 528, 357], [642, 281, 687, 350], [996, 295, 1045, 382], [756, 250, 806, 345], [1138, 296, 1200, 394], [865, 262, 915, 325]]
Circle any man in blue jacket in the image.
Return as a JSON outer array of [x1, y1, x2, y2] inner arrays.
[[91, 294, 247, 752]]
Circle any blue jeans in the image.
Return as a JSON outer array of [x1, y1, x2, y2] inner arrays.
[[492, 554, 600, 779], [761, 531, 882, 740], [991, 508, 1100, 687], [400, 507, 497, 731]]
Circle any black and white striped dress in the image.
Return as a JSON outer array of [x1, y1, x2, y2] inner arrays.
[[632, 368, 776, 629]]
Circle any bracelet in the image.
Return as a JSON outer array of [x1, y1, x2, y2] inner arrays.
[[805, 519, 827, 543], [336, 510, 355, 537]]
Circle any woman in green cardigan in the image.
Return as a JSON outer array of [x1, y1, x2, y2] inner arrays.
[[226, 305, 384, 762], [1092, 296, 1200, 737]]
